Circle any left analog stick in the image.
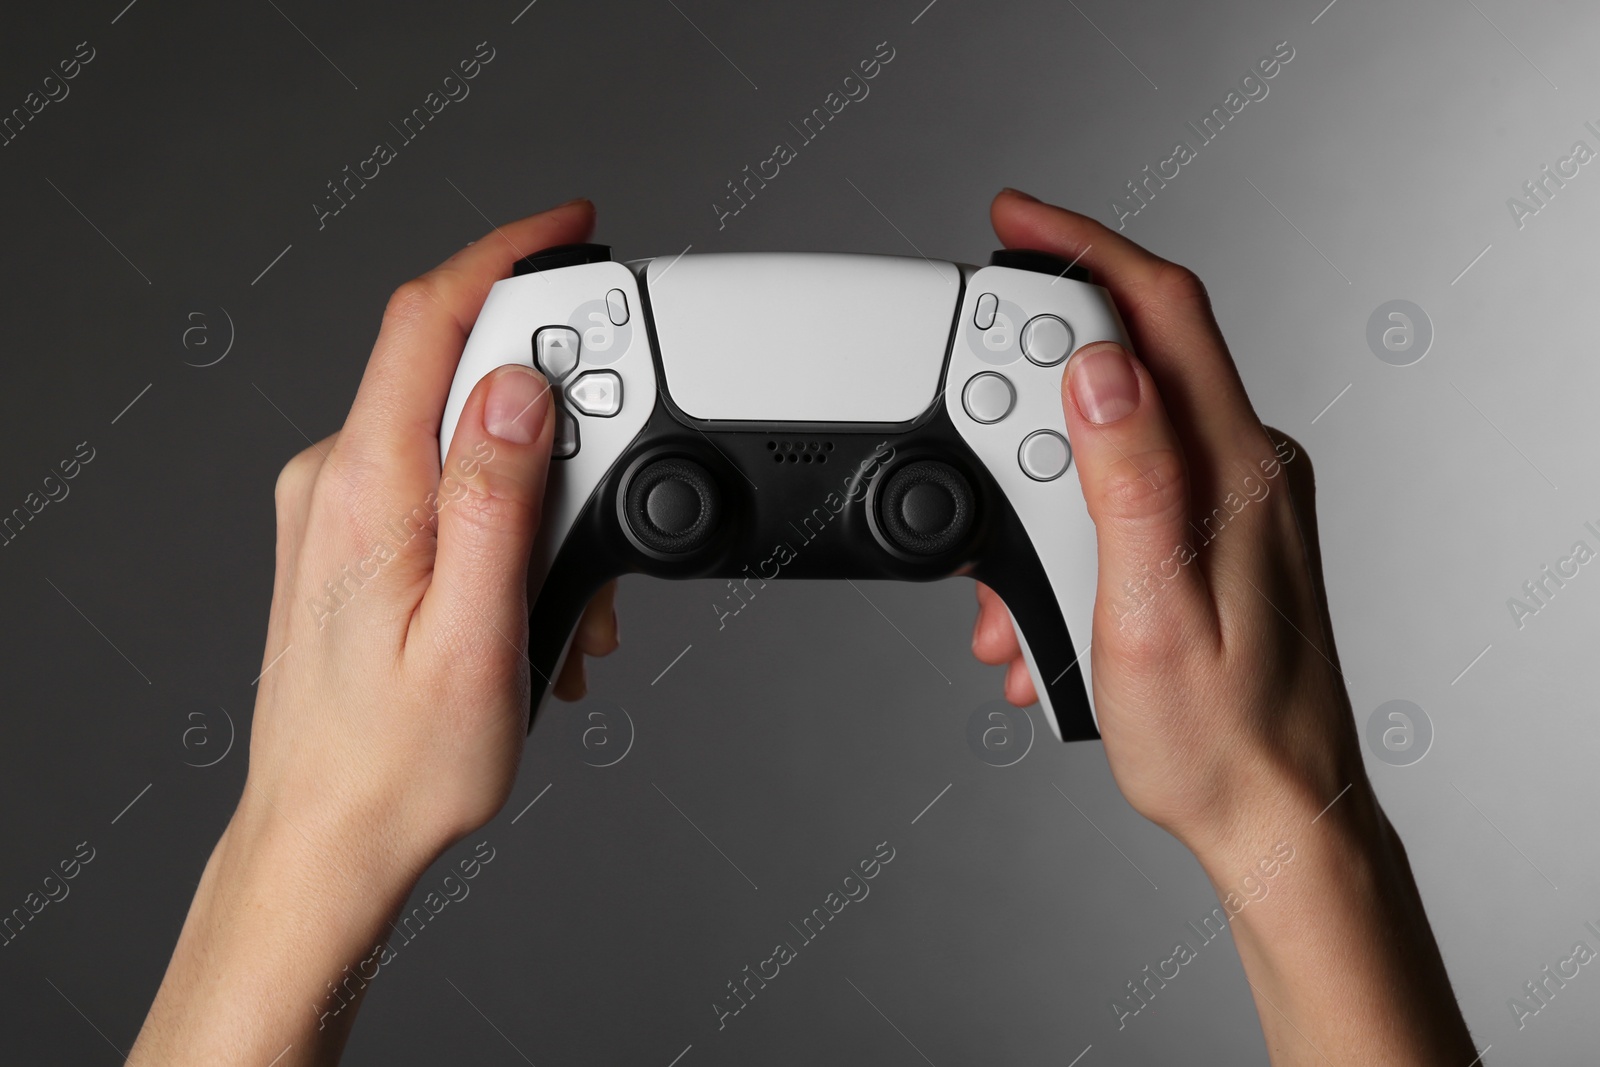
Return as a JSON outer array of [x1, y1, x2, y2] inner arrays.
[[624, 458, 721, 556], [646, 478, 701, 536]]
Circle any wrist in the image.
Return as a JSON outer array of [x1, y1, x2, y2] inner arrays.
[[230, 768, 460, 881], [1187, 776, 1393, 926], [1178, 781, 1476, 1062], [226, 777, 443, 911], [130, 785, 441, 1064], [1162, 725, 1375, 880]]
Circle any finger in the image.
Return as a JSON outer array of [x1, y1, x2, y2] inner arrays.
[[990, 189, 1265, 462], [1062, 341, 1217, 643], [553, 649, 587, 702], [552, 585, 618, 702], [972, 584, 1037, 707], [337, 200, 595, 501], [992, 188, 1187, 314], [571, 582, 620, 658], [419, 363, 555, 647], [1004, 657, 1038, 707], [971, 583, 1022, 665]]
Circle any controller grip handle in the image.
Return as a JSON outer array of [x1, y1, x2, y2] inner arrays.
[[974, 554, 1099, 743], [524, 541, 617, 733]]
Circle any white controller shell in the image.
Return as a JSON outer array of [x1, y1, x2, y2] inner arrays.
[[441, 249, 1126, 741]]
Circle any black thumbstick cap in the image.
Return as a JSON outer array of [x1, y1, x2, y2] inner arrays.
[[877, 461, 976, 557], [512, 243, 612, 277], [989, 248, 1091, 284], [625, 458, 721, 556], [646, 479, 701, 536], [901, 482, 956, 536]]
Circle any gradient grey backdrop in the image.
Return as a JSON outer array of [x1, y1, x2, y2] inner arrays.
[[2, 0, 1595, 1062]]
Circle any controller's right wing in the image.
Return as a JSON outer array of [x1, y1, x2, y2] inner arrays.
[[944, 260, 1129, 741]]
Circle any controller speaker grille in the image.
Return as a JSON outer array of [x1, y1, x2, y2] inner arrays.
[[766, 439, 834, 464]]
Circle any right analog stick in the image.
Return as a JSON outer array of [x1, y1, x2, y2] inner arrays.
[[876, 461, 976, 557], [624, 458, 721, 556]]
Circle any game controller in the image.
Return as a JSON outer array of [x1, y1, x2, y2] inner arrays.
[[439, 245, 1129, 742]]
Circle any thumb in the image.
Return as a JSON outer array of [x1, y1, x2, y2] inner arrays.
[[1062, 341, 1212, 645], [425, 363, 554, 644]]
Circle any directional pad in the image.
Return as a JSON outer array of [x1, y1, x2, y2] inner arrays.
[[552, 407, 579, 458], [535, 326, 580, 382], [567, 371, 622, 417]]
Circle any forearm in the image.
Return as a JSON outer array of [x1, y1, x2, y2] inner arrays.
[[130, 201, 591, 1064], [1192, 779, 1477, 1066], [130, 789, 436, 1066]]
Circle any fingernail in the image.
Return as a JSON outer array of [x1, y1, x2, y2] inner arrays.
[[1069, 343, 1140, 425], [484, 365, 550, 444], [555, 197, 592, 209], [1000, 187, 1040, 202]]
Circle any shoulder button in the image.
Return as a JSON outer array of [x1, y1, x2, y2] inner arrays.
[[988, 248, 1091, 284], [513, 243, 613, 276]]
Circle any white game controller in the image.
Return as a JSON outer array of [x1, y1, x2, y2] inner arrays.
[[440, 244, 1128, 741]]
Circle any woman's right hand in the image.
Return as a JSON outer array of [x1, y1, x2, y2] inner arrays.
[[972, 189, 1351, 856], [972, 189, 1478, 1065]]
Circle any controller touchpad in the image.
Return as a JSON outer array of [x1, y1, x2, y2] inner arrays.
[[645, 253, 961, 423]]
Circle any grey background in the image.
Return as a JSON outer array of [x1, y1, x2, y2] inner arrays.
[[1, 0, 1595, 1062]]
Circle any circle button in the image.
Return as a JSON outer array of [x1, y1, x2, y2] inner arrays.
[[962, 372, 1015, 424], [1022, 315, 1074, 366], [1019, 430, 1071, 481]]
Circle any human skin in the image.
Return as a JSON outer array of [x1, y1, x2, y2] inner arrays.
[[973, 189, 1478, 1063], [129, 200, 615, 1065], [130, 193, 1478, 1065]]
